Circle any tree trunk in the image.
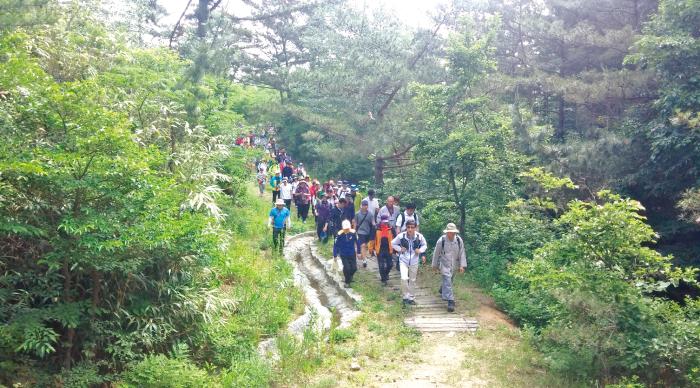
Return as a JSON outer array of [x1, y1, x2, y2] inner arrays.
[[459, 204, 466, 236], [374, 158, 385, 186], [555, 94, 565, 141]]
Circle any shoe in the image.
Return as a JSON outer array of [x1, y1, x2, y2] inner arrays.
[[344, 282, 351, 288], [381, 280, 387, 287], [408, 299, 416, 305], [363, 260, 367, 268], [447, 300, 455, 313]]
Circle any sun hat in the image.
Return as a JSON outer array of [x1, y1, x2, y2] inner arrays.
[[443, 223, 460, 233], [275, 199, 285, 206], [341, 220, 351, 230]]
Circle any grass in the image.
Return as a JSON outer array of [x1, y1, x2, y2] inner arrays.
[[200, 183, 314, 385], [209, 182, 582, 387]]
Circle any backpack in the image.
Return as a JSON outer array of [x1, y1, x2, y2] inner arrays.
[[397, 211, 419, 230], [440, 235, 463, 252], [399, 232, 423, 250]]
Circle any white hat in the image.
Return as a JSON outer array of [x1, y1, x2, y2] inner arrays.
[[275, 199, 285, 206], [341, 220, 351, 230], [443, 223, 460, 233]]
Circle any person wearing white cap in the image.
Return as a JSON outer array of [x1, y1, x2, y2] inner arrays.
[[268, 198, 291, 255], [431, 223, 467, 312], [333, 219, 360, 287]]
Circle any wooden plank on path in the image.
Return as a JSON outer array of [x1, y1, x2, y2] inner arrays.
[[404, 315, 479, 333]]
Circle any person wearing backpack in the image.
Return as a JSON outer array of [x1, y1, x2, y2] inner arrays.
[[270, 172, 282, 203], [391, 220, 427, 306], [395, 202, 420, 235], [268, 198, 291, 256], [431, 223, 467, 312], [333, 220, 361, 288], [372, 215, 395, 286], [353, 200, 375, 269]]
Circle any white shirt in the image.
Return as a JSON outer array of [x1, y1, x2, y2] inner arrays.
[[391, 231, 427, 266], [280, 184, 293, 200], [396, 210, 420, 233], [363, 196, 380, 216]]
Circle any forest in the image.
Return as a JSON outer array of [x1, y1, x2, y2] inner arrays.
[[1, 0, 699, 387]]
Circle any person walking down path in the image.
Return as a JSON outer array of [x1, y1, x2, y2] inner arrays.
[[395, 203, 420, 234], [256, 168, 267, 197], [392, 220, 427, 305], [315, 193, 332, 243], [333, 220, 361, 288], [377, 196, 400, 271], [294, 179, 312, 223], [270, 172, 282, 204], [268, 199, 291, 256], [279, 178, 294, 210], [431, 223, 467, 312], [327, 197, 346, 237], [372, 215, 395, 286], [353, 200, 375, 268]]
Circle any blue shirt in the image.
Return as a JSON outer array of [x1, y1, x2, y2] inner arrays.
[[269, 206, 290, 228]]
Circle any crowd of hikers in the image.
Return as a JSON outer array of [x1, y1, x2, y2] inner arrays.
[[251, 129, 467, 312]]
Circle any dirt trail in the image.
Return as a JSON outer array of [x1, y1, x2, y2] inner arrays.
[[290, 236, 523, 387], [370, 261, 515, 388]]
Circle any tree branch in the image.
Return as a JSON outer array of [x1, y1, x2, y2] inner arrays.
[[169, 0, 194, 49]]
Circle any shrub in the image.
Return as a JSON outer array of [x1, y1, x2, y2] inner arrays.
[[119, 355, 216, 388]]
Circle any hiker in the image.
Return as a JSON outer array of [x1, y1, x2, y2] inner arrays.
[[256, 168, 267, 197], [338, 181, 351, 199], [372, 215, 395, 286], [327, 197, 346, 237], [353, 200, 375, 268], [377, 196, 401, 271], [315, 193, 331, 243], [377, 196, 400, 231], [282, 162, 294, 180], [431, 223, 467, 312], [279, 177, 293, 209], [270, 172, 282, 204], [363, 189, 380, 219], [351, 185, 361, 211], [268, 198, 291, 255], [395, 203, 420, 234], [363, 189, 381, 254], [294, 179, 311, 223], [333, 220, 360, 287], [391, 220, 427, 305], [342, 193, 355, 222]]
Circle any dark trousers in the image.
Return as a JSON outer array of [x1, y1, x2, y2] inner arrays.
[[316, 221, 328, 243], [378, 252, 393, 282], [272, 227, 286, 254], [340, 255, 357, 283], [272, 190, 279, 203], [284, 199, 292, 209], [298, 203, 310, 221]]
